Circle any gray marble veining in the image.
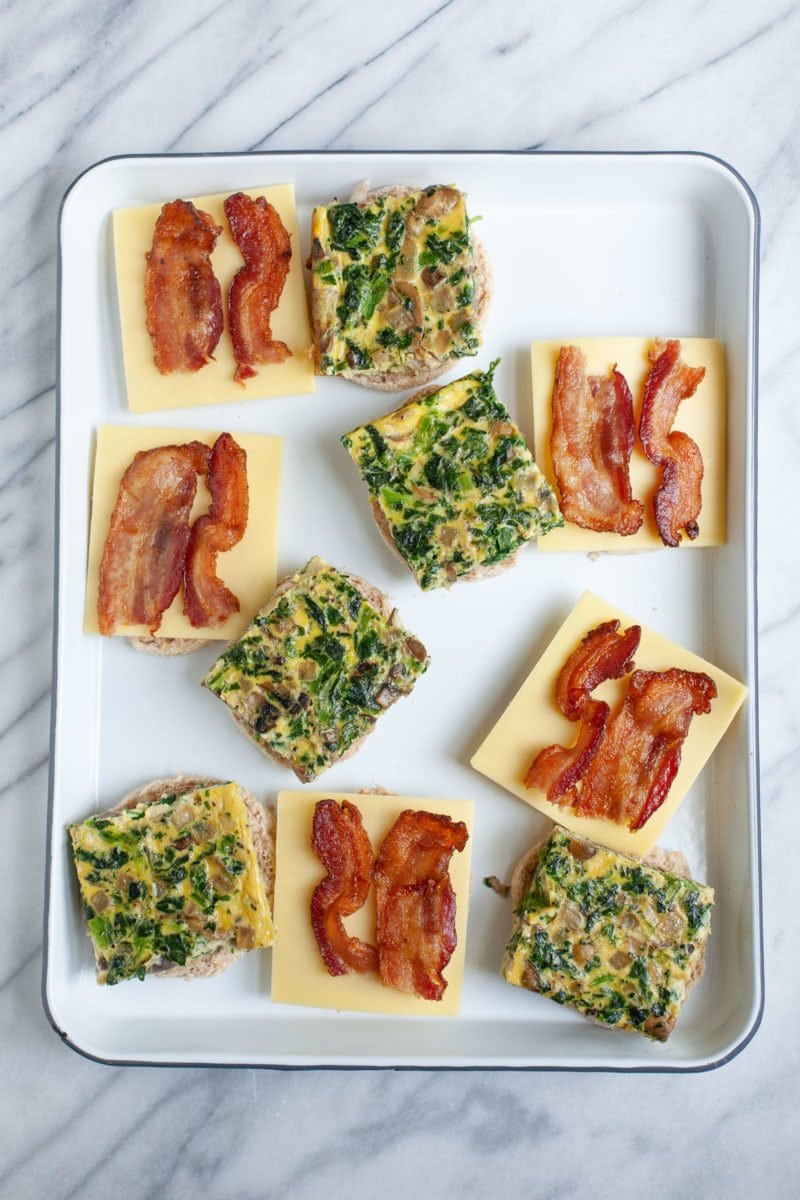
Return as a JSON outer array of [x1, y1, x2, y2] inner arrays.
[[1, 0, 797, 1196]]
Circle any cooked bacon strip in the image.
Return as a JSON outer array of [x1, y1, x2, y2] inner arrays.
[[525, 620, 641, 804], [573, 668, 717, 830], [639, 339, 706, 546], [374, 810, 468, 1001], [144, 200, 223, 373], [97, 442, 210, 635], [310, 800, 378, 977], [550, 345, 644, 536], [183, 433, 249, 628], [225, 192, 292, 384]]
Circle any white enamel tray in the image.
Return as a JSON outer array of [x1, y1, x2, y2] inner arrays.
[[45, 152, 762, 1070]]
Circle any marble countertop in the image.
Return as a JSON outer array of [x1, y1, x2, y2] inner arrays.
[[1, 1, 796, 1195]]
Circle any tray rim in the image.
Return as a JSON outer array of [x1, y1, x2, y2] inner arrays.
[[42, 147, 763, 1073]]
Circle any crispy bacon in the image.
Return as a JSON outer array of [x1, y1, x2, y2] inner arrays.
[[97, 442, 210, 635], [573, 668, 717, 829], [374, 810, 468, 1001], [525, 620, 641, 804], [550, 345, 644, 535], [639, 339, 706, 546], [183, 433, 249, 628], [225, 192, 292, 384], [144, 200, 223, 373], [310, 800, 378, 976]]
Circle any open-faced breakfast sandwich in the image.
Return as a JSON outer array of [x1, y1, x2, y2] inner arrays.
[[472, 590, 747, 857], [309, 183, 491, 390], [84, 425, 281, 656], [112, 185, 315, 411], [69, 776, 275, 985], [531, 337, 727, 552], [501, 825, 713, 1041], [202, 557, 430, 781], [270, 789, 473, 1015], [341, 361, 562, 589]]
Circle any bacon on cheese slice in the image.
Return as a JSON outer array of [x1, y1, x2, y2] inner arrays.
[[271, 790, 473, 1016], [531, 338, 726, 552], [113, 184, 314, 411], [471, 592, 747, 856], [84, 425, 281, 643]]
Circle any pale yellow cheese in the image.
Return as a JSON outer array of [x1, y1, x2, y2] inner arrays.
[[531, 338, 726, 552], [84, 424, 281, 641], [113, 184, 315, 412], [271, 790, 473, 1016], [471, 592, 747, 856]]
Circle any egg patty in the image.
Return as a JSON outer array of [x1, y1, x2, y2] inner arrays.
[[203, 558, 429, 781], [310, 185, 480, 378], [502, 826, 713, 1040], [70, 782, 274, 985], [342, 364, 562, 589]]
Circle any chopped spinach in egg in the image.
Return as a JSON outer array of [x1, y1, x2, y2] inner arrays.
[[310, 185, 480, 377], [69, 783, 274, 985], [502, 826, 713, 1041], [203, 558, 429, 782], [342, 363, 563, 589]]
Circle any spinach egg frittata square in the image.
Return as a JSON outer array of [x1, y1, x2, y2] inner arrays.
[[203, 558, 429, 782], [342, 364, 563, 590], [69, 782, 274, 985], [310, 185, 480, 378], [503, 826, 713, 1041]]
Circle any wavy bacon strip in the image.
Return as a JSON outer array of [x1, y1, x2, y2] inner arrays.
[[639, 339, 706, 546], [573, 668, 717, 830], [374, 810, 468, 1001], [550, 345, 644, 536], [144, 200, 223, 374], [97, 442, 211, 635], [311, 800, 378, 976], [183, 433, 249, 628], [525, 620, 641, 804], [225, 192, 292, 384]]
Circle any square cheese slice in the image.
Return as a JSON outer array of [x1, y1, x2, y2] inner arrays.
[[84, 424, 281, 641], [113, 184, 315, 411], [471, 592, 747, 856], [271, 790, 473, 1016], [531, 338, 726, 552]]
